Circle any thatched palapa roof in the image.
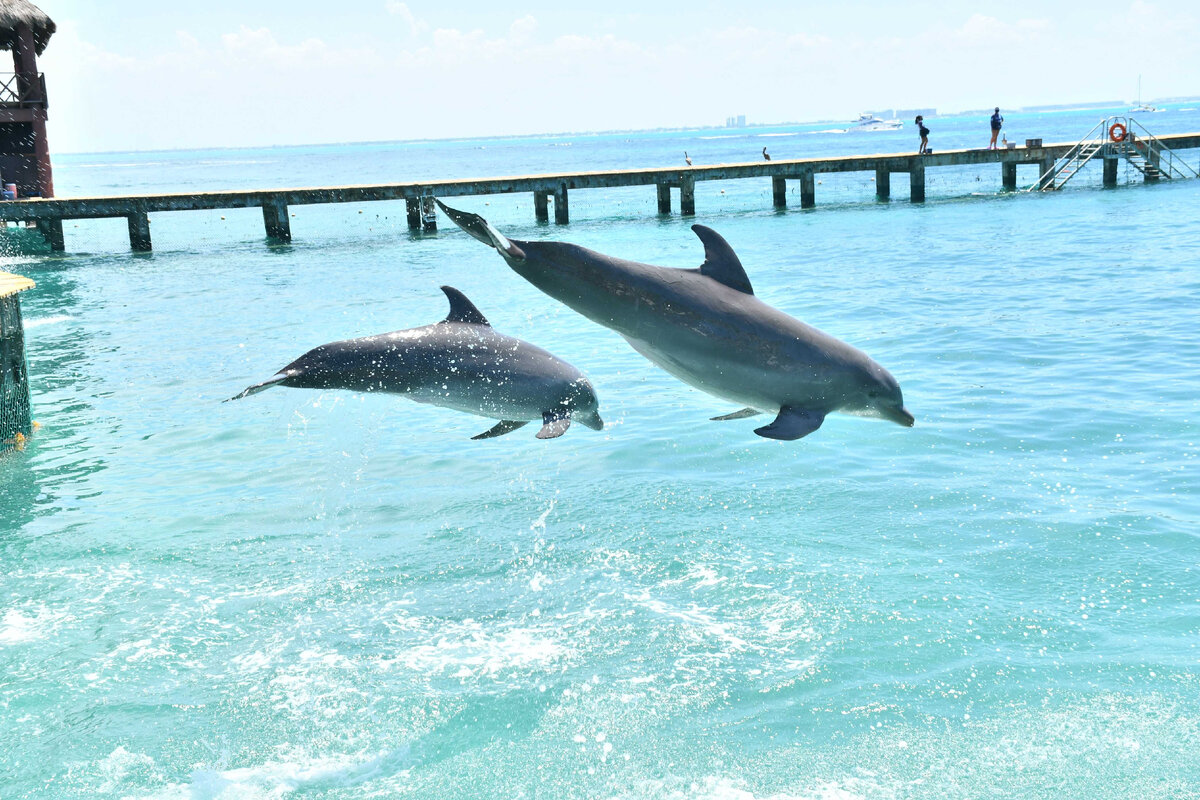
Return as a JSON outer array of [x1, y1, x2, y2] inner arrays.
[[0, 0, 55, 55]]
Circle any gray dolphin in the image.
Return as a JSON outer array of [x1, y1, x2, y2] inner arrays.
[[437, 201, 912, 441], [228, 285, 604, 440]]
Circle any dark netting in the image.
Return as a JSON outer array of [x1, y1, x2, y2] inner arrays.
[[1, 293, 31, 443]]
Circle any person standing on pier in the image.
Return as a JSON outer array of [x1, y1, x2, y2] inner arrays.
[[989, 107, 1004, 149], [915, 116, 929, 155]]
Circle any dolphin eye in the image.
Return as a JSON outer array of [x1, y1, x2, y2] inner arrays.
[[867, 391, 879, 399]]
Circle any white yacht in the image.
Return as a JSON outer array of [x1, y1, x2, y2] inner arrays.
[[1130, 76, 1158, 113], [851, 113, 903, 131]]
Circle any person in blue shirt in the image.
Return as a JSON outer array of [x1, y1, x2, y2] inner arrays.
[[989, 107, 1004, 149]]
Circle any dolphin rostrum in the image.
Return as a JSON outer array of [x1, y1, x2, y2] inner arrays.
[[437, 200, 912, 441], [228, 285, 604, 440]]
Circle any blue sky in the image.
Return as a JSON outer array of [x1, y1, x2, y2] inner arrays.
[[30, 0, 1200, 152]]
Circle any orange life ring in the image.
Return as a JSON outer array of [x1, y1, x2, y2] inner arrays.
[[1109, 122, 1127, 142]]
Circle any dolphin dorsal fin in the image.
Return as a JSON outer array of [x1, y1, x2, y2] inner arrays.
[[440, 285, 490, 326], [693, 225, 754, 295]]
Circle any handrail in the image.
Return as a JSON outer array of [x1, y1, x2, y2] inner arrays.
[[1122, 115, 1200, 179], [1031, 115, 1200, 190], [0, 73, 46, 107], [1030, 117, 1108, 190]]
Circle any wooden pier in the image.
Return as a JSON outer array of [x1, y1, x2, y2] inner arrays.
[[4, 133, 1199, 253]]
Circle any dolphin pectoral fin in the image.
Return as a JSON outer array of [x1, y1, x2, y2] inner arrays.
[[225, 373, 290, 402], [435, 200, 526, 261], [471, 420, 530, 440], [710, 407, 762, 421], [536, 413, 571, 440], [692, 225, 754, 295], [753, 406, 826, 440]]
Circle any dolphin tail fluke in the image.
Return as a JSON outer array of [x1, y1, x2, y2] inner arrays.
[[471, 420, 530, 440], [435, 199, 526, 261], [225, 373, 290, 402], [753, 406, 825, 440]]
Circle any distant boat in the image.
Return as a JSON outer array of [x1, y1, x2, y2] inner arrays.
[[1131, 75, 1158, 113], [851, 113, 903, 131]]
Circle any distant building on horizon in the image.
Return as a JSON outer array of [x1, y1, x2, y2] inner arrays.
[[724, 115, 747, 128]]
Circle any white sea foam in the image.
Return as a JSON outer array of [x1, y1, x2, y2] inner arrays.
[[378, 620, 569, 677], [607, 775, 876, 800], [134, 745, 412, 799], [0, 606, 67, 645], [24, 314, 73, 329], [626, 590, 748, 651]]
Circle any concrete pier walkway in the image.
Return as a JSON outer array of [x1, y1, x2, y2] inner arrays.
[[4, 133, 1199, 253]]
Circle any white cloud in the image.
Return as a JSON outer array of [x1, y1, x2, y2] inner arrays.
[[386, 2, 429, 38]]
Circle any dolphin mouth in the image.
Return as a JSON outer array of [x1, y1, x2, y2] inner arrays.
[[577, 410, 605, 431], [884, 405, 915, 427]]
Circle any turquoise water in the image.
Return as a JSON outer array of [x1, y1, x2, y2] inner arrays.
[[3, 108, 1200, 798]]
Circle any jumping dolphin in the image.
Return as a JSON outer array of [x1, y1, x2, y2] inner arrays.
[[437, 201, 913, 440], [228, 285, 604, 440]]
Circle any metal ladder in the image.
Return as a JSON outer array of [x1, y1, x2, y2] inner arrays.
[[1031, 115, 1199, 191]]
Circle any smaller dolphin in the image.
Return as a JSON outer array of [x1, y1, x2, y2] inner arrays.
[[228, 286, 603, 440]]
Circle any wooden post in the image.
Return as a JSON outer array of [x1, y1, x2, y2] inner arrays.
[[772, 176, 787, 209], [1, 273, 35, 446], [909, 163, 926, 202], [554, 184, 569, 224], [1103, 156, 1119, 188], [15, 27, 52, 197], [262, 199, 291, 242], [36, 218, 64, 251], [1038, 156, 1055, 190], [657, 184, 671, 214], [406, 198, 421, 230], [799, 171, 815, 208], [534, 191, 549, 222], [1001, 162, 1017, 191], [875, 168, 890, 200], [680, 176, 695, 216], [127, 212, 152, 251]]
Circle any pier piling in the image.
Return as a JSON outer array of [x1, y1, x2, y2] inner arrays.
[[656, 184, 671, 214], [1037, 155, 1056, 190], [262, 199, 291, 242], [1103, 156, 1119, 188], [127, 211, 151, 251], [420, 197, 437, 231], [909, 163, 926, 202], [1, 272, 34, 447], [535, 191, 550, 222], [1002, 162, 1018, 191], [772, 176, 787, 209], [405, 198, 420, 230], [798, 172, 815, 209], [554, 185, 569, 224], [875, 168, 890, 200], [680, 177, 695, 216]]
